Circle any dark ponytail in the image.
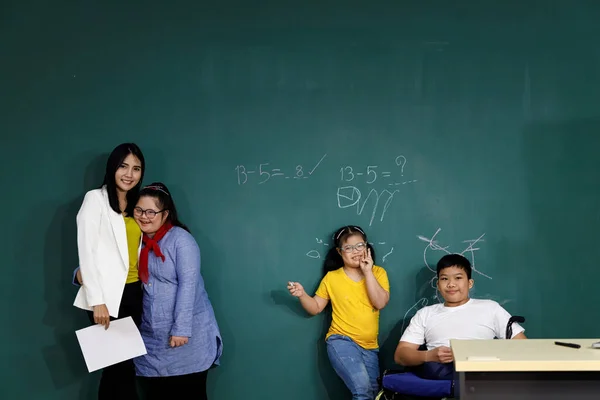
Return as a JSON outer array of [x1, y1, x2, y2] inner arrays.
[[322, 225, 376, 276]]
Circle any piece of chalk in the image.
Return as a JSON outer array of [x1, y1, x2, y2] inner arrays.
[[467, 356, 500, 361]]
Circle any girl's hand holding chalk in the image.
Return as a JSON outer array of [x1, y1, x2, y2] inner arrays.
[[287, 281, 305, 297]]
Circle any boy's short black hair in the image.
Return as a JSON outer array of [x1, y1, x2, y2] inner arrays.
[[436, 253, 472, 279]]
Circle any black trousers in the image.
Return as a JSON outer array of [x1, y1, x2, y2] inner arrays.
[[140, 370, 208, 400], [414, 361, 454, 380], [86, 282, 143, 400]]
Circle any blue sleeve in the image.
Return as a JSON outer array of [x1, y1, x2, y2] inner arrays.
[[170, 238, 200, 337], [72, 266, 81, 287]]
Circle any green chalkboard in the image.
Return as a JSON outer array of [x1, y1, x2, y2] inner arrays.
[[3, 1, 600, 399]]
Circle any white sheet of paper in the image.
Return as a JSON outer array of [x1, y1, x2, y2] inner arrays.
[[75, 316, 147, 372]]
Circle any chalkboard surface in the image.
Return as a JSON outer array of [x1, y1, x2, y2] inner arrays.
[[3, 1, 600, 399]]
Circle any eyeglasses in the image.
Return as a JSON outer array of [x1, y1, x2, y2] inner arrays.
[[339, 242, 367, 253], [133, 207, 164, 219]]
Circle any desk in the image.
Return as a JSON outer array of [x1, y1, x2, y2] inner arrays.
[[450, 338, 600, 400]]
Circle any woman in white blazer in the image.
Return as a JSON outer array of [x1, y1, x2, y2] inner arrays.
[[73, 142, 146, 400]]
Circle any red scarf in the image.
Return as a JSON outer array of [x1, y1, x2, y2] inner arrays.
[[139, 222, 173, 284]]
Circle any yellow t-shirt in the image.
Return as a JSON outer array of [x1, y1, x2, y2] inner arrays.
[[124, 216, 142, 284], [315, 265, 390, 349]]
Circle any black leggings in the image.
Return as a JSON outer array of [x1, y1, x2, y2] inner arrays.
[[86, 282, 143, 400], [140, 370, 208, 400]]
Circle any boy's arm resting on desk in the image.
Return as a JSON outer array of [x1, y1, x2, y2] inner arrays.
[[512, 332, 527, 339], [395, 341, 428, 366], [395, 342, 454, 365], [394, 309, 443, 366], [495, 302, 527, 339]]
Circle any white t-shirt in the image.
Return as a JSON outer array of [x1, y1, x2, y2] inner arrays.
[[400, 298, 525, 350]]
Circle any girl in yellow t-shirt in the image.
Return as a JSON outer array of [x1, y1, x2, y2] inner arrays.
[[288, 225, 390, 400]]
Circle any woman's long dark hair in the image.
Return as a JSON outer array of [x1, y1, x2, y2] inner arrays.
[[322, 225, 376, 276], [137, 182, 190, 232], [102, 142, 145, 216]]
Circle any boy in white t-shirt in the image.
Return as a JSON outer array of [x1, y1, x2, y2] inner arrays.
[[394, 253, 526, 380]]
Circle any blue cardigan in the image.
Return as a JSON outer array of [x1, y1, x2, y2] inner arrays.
[[134, 226, 223, 377]]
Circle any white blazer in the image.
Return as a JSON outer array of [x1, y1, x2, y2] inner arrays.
[[73, 186, 141, 318]]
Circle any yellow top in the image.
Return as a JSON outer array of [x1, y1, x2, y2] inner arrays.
[[124, 216, 141, 284], [315, 265, 390, 349], [451, 338, 600, 372]]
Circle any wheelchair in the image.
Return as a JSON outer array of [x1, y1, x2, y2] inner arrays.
[[375, 316, 525, 400]]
